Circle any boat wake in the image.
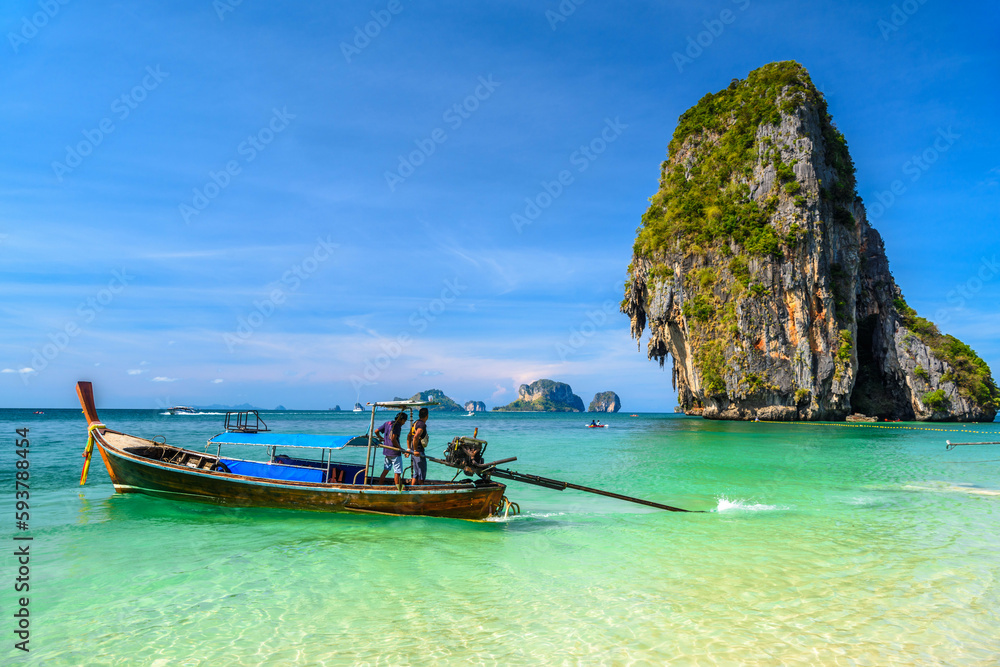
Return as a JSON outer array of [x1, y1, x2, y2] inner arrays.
[[715, 496, 781, 512]]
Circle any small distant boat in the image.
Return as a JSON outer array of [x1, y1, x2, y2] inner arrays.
[[463, 411, 475, 417], [352, 403, 364, 413], [587, 422, 608, 428], [166, 406, 197, 415]]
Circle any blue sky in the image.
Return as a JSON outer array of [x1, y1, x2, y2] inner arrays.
[[1, 0, 997, 410]]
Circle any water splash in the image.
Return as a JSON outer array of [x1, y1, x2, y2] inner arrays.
[[715, 496, 779, 512]]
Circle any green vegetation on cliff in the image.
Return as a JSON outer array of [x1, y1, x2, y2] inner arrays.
[[894, 297, 1000, 409], [396, 389, 464, 411], [634, 61, 855, 262], [493, 398, 580, 412], [493, 379, 586, 412]]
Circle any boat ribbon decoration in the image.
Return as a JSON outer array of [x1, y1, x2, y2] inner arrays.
[[80, 421, 106, 486]]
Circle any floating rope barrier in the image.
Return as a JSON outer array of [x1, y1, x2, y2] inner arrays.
[[759, 420, 994, 434]]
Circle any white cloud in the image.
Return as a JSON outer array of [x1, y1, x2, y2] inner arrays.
[[420, 370, 443, 376], [491, 383, 508, 400], [127, 369, 144, 375], [151, 376, 178, 382], [211, 378, 224, 383]]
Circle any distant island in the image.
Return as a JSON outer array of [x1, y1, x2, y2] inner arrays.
[[395, 389, 464, 412], [464, 400, 486, 412], [622, 60, 998, 422], [494, 379, 585, 412], [588, 391, 621, 413]]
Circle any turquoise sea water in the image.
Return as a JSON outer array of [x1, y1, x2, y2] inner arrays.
[[1, 408, 998, 665]]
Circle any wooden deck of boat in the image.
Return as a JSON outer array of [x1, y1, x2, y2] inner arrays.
[[96, 431, 505, 519]]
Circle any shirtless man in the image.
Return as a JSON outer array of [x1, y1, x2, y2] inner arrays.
[[408, 408, 429, 485]]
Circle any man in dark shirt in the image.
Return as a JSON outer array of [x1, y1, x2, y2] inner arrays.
[[408, 408, 429, 485], [377, 412, 407, 490]]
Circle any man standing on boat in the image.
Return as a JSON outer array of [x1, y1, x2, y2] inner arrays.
[[377, 411, 408, 491], [408, 408, 429, 486]]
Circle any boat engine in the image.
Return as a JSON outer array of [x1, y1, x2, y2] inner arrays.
[[443, 436, 487, 476]]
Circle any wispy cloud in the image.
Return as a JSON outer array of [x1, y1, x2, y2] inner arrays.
[[151, 376, 178, 382], [126, 369, 144, 375], [420, 370, 443, 376], [211, 378, 224, 383], [2, 368, 34, 374]]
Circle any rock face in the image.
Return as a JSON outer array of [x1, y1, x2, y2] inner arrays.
[[464, 401, 487, 412], [622, 61, 999, 422], [494, 379, 586, 412], [398, 389, 464, 412], [588, 391, 621, 412]]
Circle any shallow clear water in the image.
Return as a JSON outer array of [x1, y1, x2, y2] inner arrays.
[[1, 409, 998, 665]]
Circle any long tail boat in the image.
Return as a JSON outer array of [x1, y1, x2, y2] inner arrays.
[[77, 381, 701, 517], [75, 382, 507, 519]]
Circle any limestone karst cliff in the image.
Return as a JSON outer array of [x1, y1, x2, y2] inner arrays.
[[494, 379, 585, 412], [397, 389, 463, 411], [588, 391, 621, 413], [622, 61, 998, 422]]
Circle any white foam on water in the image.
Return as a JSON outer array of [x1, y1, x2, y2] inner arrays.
[[903, 482, 1000, 497], [715, 496, 780, 512], [484, 511, 567, 523]]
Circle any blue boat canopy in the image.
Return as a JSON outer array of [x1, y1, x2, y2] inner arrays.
[[208, 432, 368, 449]]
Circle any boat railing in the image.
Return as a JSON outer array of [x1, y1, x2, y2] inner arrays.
[[224, 410, 269, 433]]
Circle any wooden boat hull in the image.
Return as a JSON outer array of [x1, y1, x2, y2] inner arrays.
[[94, 432, 506, 520]]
